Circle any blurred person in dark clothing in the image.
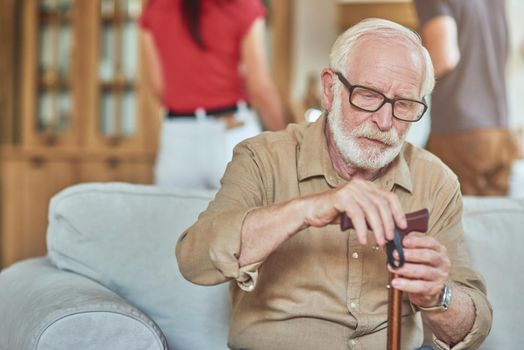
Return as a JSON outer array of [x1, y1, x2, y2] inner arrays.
[[414, 0, 519, 196]]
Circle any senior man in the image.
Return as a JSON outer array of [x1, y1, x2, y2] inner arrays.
[[176, 19, 492, 350]]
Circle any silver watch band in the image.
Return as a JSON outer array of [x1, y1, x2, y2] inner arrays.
[[414, 282, 452, 313]]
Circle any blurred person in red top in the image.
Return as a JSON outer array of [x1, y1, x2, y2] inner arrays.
[[140, 0, 287, 190]]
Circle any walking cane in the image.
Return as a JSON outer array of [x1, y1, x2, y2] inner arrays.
[[341, 209, 429, 350]]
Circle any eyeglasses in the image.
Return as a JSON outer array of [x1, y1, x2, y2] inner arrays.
[[334, 71, 428, 122]]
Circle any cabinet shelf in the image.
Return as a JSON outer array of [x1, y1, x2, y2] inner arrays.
[[336, 0, 418, 31], [39, 11, 73, 23], [100, 79, 135, 92], [38, 78, 71, 91], [101, 13, 136, 24]]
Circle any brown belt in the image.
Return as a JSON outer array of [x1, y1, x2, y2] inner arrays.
[[166, 105, 246, 129], [215, 113, 245, 129]]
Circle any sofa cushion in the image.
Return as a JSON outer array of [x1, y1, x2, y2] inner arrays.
[[462, 196, 524, 350], [47, 183, 230, 350]]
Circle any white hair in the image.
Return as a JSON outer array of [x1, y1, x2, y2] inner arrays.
[[329, 18, 435, 98]]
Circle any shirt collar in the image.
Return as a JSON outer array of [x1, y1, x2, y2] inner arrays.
[[297, 113, 338, 186], [375, 145, 413, 194], [297, 113, 413, 194]]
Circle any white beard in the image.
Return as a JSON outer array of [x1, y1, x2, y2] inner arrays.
[[327, 84, 406, 170]]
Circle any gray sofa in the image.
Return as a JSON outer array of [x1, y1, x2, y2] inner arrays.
[[0, 183, 522, 350]]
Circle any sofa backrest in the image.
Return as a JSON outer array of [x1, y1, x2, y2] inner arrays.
[[461, 196, 524, 350], [47, 183, 230, 350]]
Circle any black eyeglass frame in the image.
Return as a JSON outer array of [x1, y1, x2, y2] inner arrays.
[[334, 71, 428, 122]]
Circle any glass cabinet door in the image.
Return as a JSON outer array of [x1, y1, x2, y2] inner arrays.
[[37, 0, 74, 138], [98, 0, 142, 144], [20, 0, 157, 150]]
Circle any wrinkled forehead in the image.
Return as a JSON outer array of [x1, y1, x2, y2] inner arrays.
[[347, 31, 424, 66], [343, 34, 425, 95]]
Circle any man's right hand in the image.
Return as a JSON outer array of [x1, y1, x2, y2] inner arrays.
[[238, 178, 406, 266], [302, 178, 407, 246]]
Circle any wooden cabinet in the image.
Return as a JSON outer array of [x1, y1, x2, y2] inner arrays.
[[0, 149, 78, 265], [78, 156, 154, 183], [0, 0, 160, 267], [0, 147, 156, 266], [337, 0, 418, 32]]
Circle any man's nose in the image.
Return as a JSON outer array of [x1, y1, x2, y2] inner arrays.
[[371, 101, 394, 131]]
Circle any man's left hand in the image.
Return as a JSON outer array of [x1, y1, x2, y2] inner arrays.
[[387, 235, 451, 308]]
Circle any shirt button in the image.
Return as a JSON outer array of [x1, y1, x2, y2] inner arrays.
[[372, 244, 380, 251], [349, 339, 357, 346], [351, 252, 359, 259], [350, 301, 357, 309]]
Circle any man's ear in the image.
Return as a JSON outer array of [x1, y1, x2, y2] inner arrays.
[[321, 69, 335, 112]]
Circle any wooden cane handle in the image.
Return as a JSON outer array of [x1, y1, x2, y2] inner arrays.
[[340, 208, 429, 234]]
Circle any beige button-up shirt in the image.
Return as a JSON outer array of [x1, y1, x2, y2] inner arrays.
[[176, 115, 492, 350]]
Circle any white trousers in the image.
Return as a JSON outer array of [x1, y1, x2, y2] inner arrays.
[[154, 107, 261, 190]]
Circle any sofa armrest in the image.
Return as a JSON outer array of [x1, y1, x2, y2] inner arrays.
[[0, 257, 167, 350]]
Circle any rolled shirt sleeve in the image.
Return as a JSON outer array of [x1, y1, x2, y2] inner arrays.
[[425, 180, 493, 349], [176, 142, 269, 289], [432, 285, 492, 350]]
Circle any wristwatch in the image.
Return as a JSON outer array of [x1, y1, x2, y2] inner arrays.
[[414, 282, 452, 313]]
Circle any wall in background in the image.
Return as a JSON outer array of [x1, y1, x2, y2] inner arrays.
[[507, 0, 524, 132], [291, 0, 337, 103]]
